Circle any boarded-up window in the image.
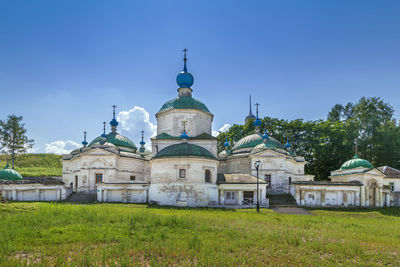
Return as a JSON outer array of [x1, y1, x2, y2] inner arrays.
[[130, 176, 136, 181], [205, 170, 211, 183]]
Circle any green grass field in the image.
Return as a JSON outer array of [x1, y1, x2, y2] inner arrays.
[[1, 203, 400, 266], [0, 154, 62, 177]]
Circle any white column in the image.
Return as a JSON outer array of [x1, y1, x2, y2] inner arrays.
[[238, 191, 243, 205], [12, 190, 17, 201], [104, 189, 108, 202], [36, 189, 40, 201], [98, 188, 102, 202], [219, 190, 224, 205], [375, 188, 380, 207], [386, 193, 390, 207]]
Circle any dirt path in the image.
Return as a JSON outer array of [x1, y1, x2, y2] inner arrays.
[[271, 207, 312, 215]]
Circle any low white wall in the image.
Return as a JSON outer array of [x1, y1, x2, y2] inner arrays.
[[0, 184, 70, 201], [97, 183, 148, 203], [149, 183, 219, 207]]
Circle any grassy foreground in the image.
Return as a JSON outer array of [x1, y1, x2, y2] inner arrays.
[[1, 203, 400, 266], [0, 154, 62, 177]]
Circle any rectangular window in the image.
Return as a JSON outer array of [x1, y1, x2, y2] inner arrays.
[[389, 182, 395, 192], [179, 169, 186, 178], [130, 176, 136, 181], [265, 175, 271, 188], [95, 173, 103, 184]]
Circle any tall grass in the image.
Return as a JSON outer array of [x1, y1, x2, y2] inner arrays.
[[1, 203, 400, 266], [0, 154, 62, 177]]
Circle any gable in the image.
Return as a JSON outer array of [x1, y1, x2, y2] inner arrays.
[[81, 148, 116, 157]]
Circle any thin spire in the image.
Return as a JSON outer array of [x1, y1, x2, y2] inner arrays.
[[110, 105, 118, 132], [112, 105, 117, 119], [101, 121, 107, 137], [82, 131, 88, 147], [249, 95, 253, 114], [182, 48, 188, 73], [139, 130, 145, 153], [255, 102, 260, 119]]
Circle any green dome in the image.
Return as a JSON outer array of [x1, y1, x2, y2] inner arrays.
[[89, 132, 137, 151], [0, 164, 23, 180], [157, 96, 211, 114], [154, 143, 216, 159], [340, 153, 374, 170], [232, 133, 283, 151]]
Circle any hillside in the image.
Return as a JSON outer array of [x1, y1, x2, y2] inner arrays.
[[0, 154, 62, 177]]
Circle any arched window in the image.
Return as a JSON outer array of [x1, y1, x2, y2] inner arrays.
[[205, 170, 211, 183]]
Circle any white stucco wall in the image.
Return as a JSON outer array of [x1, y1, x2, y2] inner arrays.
[[156, 109, 213, 137]]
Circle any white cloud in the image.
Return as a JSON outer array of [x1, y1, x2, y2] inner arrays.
[[212, 123, 232, 137], [117, 106, 157, 149], [45, 140, 81, 155]]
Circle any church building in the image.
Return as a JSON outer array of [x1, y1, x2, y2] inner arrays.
[[1, 51, 400, 208]]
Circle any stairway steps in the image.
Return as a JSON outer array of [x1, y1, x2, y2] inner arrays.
[[66, 192, 97, 203]]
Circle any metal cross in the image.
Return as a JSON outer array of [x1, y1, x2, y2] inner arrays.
[[255, 102, 260, 118], [182, 48, 188, 57], [182, 121, 187, 132], [83, 131, 87, 142], [112, 105, 117, 118], [103, 122, 106, 134], [141, 130, 144, 141]]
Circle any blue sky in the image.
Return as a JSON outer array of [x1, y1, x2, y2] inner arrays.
[[1, 0, 399, 153]]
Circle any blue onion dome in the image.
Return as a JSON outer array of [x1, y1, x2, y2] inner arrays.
[[177, 51, 194, 88], [262, 130, 269, 140], [340, 153, 374, 170], [253, 118, 262, 127], [0, 163, 23, 180], [140, 140, 145, 146], [177, 72, 194, 88], [82, 140, 88, 146], [284, 139, 291, 148], [110, 118, 118, 127], [180, 130, 189, 139], [224, 138, 230, 147]]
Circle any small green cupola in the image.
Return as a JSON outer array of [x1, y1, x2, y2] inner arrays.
[[0, 163, 23, 180], [340, 153, 374, 170]]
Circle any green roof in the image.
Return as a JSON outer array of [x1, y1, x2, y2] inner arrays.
[[89, 132, 137, 151], [232, 133, 283, 151], [153, 143, 216, 159], [340, 153, 374, 170], [154, 132, 217, 140], [0, 164, 23, 180], [157, 96, 211, 114]]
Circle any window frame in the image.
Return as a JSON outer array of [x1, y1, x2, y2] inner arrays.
[[95, 173, 103, 184], [205, 169, 211, 183], [179, 169, 186, 179]]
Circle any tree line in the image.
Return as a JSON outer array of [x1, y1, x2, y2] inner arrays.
[[217, 97, 400, 180]]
